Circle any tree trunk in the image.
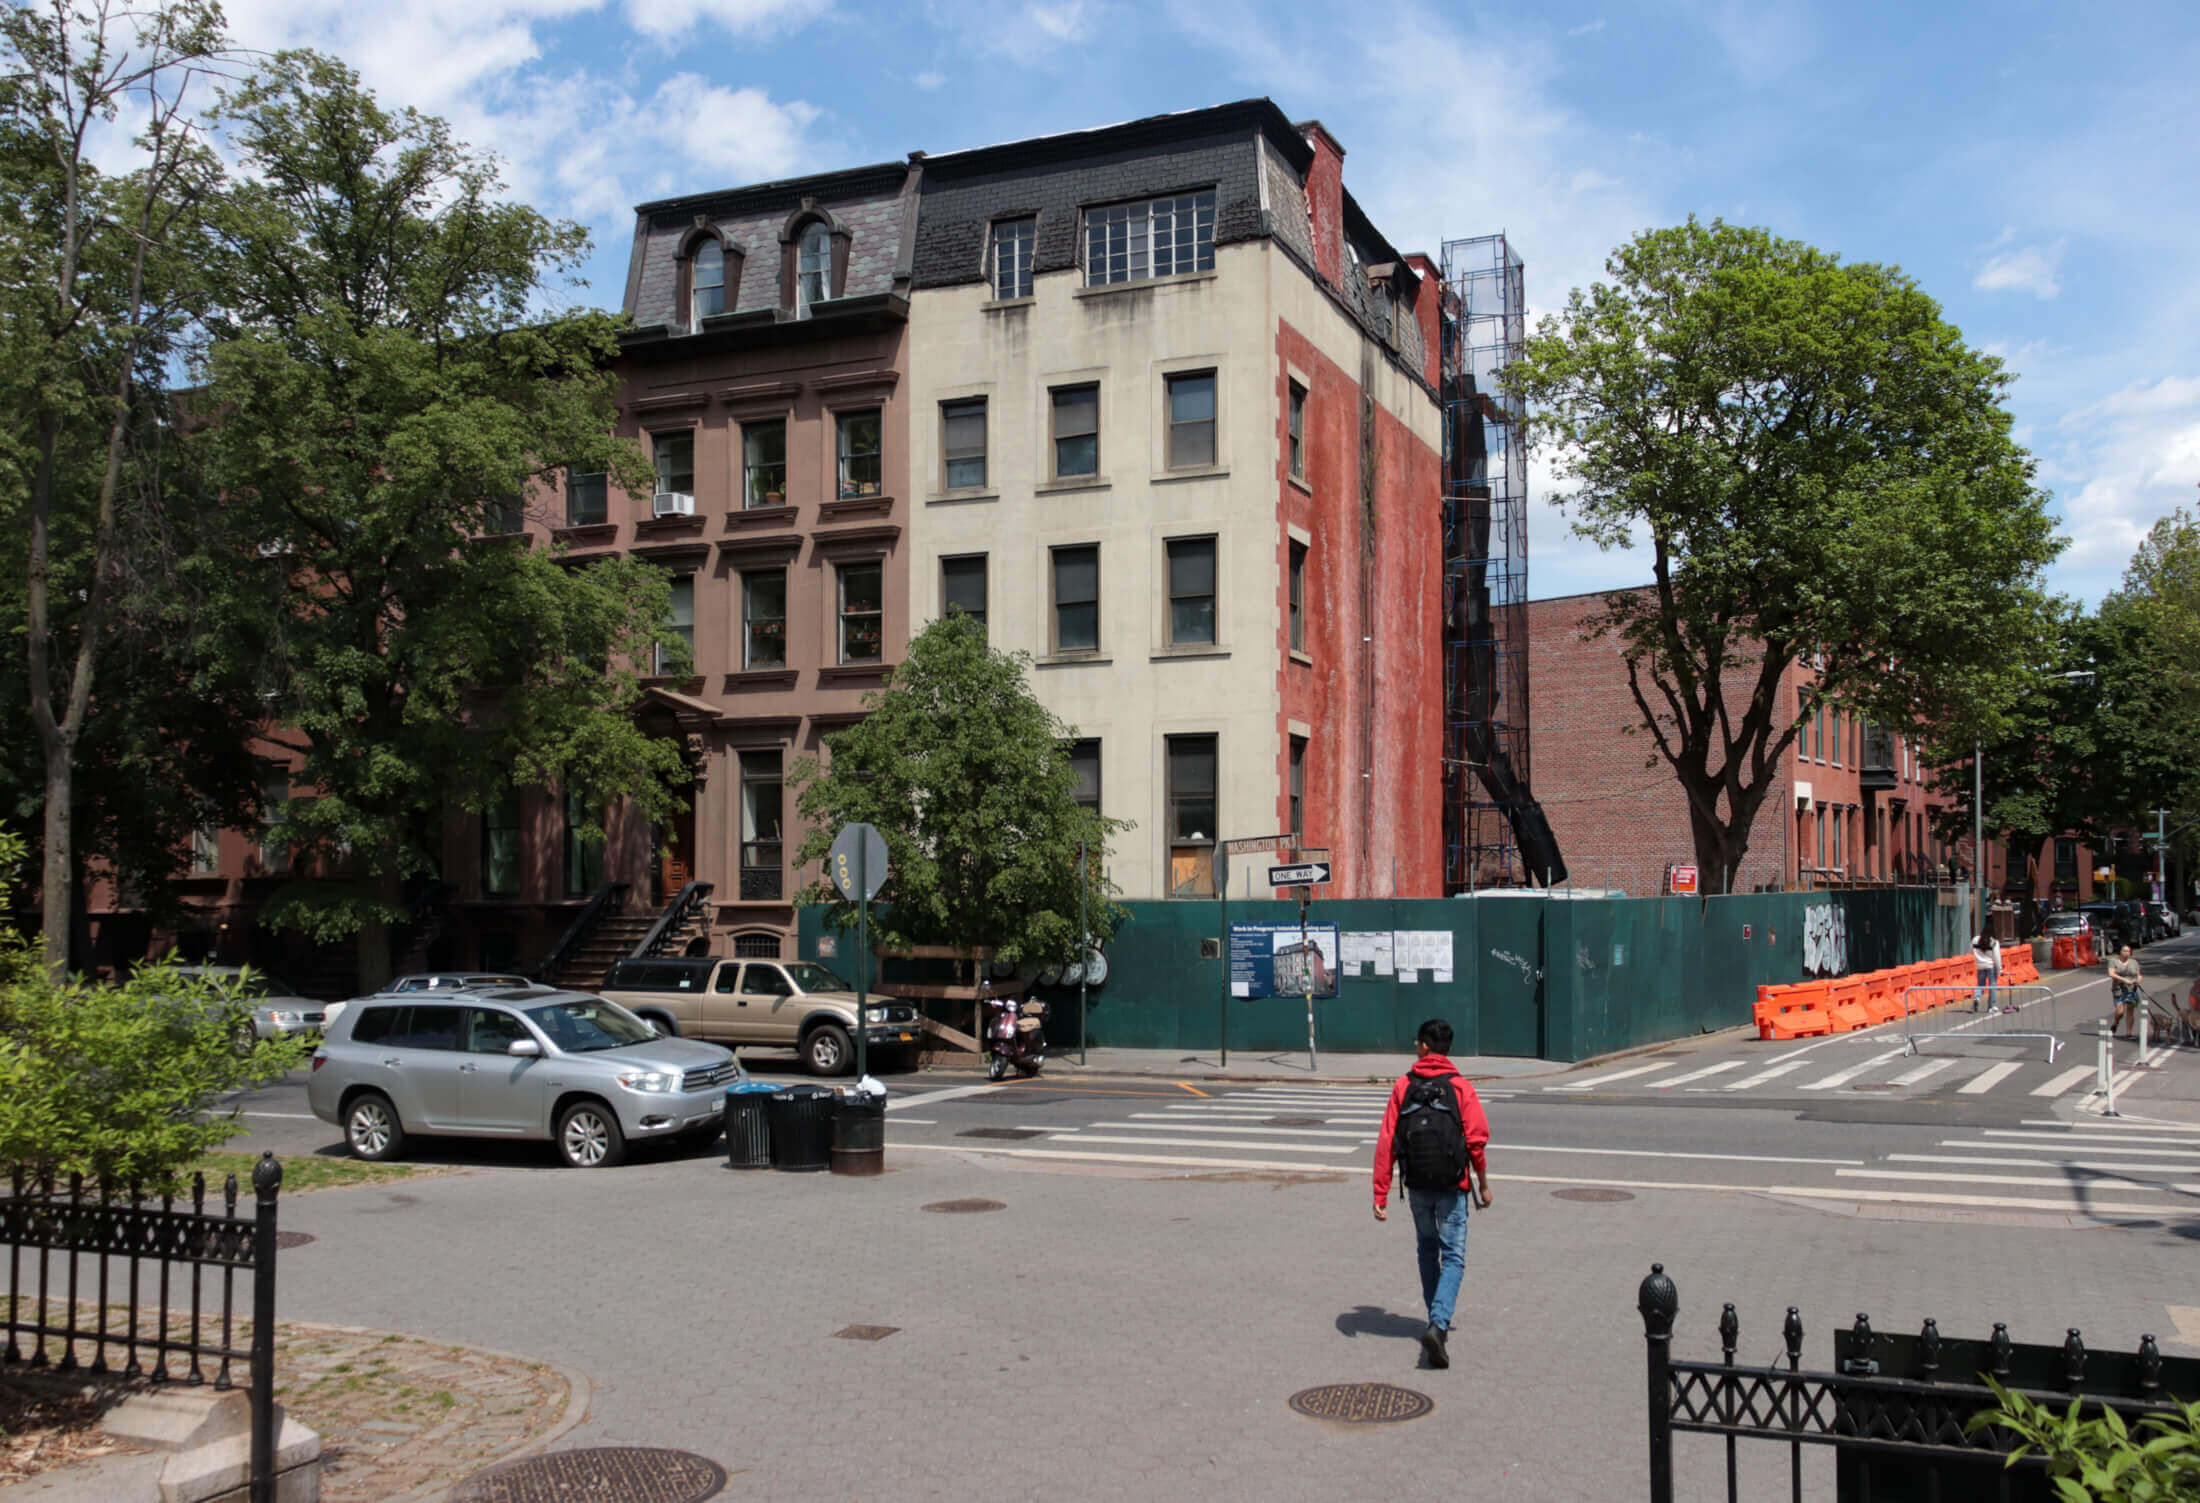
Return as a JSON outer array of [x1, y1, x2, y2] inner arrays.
[[40, 755, 73, 978], [353, 863, 401, 993]]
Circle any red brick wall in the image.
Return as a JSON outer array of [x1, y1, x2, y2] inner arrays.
[[1298, 123, 1346, 288]]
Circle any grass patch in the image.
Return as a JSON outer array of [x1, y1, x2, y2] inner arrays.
[[194, 1153, 419, 1194]]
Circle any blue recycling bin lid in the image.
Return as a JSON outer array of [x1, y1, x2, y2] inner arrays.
[[725, 1081, 780, 1097]]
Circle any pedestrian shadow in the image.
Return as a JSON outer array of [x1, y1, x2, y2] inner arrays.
[[1335, 1306, 1425, 1340]]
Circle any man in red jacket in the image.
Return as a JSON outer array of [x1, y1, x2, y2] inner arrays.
[[1372, 1018, 1492, 1370]]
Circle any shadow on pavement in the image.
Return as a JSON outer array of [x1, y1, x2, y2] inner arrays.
[[1335, 1306, 1427, 1341]]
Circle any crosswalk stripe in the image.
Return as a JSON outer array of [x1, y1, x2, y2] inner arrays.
[[2032, 1066, 2097, 1097], [1837, 1168, 2198, 1193], [1507, 1144, 1859, 1167], [1155, 1109, 1385, 1122], [1768, 1186, 2178, 1217], [1545, 1063, 1675, 1091], [1951, 1137, 2200, 1157], [1886, 1153, 2200, 1174], [1889, 1059, 1957, 1087], [894, 1142, 1355, 1174], [1975, 1132, 2200, 1150], [1959, 1062, 2025, 1095], [2021, 1118, 2200, 1135], [1647, 1062, 1744, 1089], [1114, 1122, 1372, 1139], [1065, 1134, 1358, 1153], [1723, 1059, 1809, 1091], [1799, 1048, 1911, 1091]]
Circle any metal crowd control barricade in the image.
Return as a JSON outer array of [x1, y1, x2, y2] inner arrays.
[[1899, 984, 2063, 1062]]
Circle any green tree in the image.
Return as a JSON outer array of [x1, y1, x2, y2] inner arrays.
[[790, 615, 1125, 966], [1973, 1378, 2200, 1503], [190, 54, 684, 987], [1511, 218, 2062, 892]]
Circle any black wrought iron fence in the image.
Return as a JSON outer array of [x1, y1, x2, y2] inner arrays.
[[2, 1153, 284, 1503], [1638, 1262, 2198, 1502]]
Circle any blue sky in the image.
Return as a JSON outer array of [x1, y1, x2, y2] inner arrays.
[[226, 0, 2200, 607]]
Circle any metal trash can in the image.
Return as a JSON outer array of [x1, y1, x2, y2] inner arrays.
[[724, 1082, 777, 1170], [766, 1085, 836, 1172], [830, 1090, 887, 1177]]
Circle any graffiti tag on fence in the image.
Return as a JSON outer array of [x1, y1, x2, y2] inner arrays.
[[1802, 903, 1848, 976]]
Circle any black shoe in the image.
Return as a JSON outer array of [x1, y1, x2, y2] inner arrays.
[[1420, 1322, 1449, 1369]]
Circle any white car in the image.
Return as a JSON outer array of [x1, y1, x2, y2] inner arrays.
[[166, 965, 327, 1042]]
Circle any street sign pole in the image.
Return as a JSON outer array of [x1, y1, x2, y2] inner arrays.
[[1299, 870, 1316, 1072], [1077, 840, 1089, 1067], [856, 839, 869, 1082], [1217, 845, 1229, 1069]]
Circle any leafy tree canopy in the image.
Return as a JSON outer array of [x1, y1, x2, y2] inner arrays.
[[791, 615, 1125, 966]]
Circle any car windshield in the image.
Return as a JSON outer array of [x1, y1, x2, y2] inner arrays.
[[524, 998, 658, 1053], [781, 962, 853, 993]]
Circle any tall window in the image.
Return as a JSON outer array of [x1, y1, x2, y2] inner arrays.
[[1166, 734, 1217, 897], [563, 791, 603, 896], [482, 791, 520, 899], [656, 576, 694, 675], [484, 494, 523, 534], [691, 237, 725, 326], [742, 420, 785, 508], [1165, 371, 1216, 469], [1067, 739, 1101, 813], [566, 469, 607, 526], [838, 561, 883, 664], [1051, 545, 1099, 653], [1833, 808, 1845, 869], [742, 569, 786, 669], [797, 223, 831, 316], [941, 554, 987, 630], [740, 751, 784, 900], [653, 431, 694, 496], [1084, 190, 1216, 286], [1287, 382, 1306, 480], [1166, 537, 1216, 647], [1831, 711, 1843, 766], [1288, 541, 1307, 653], [1815, 808, 1826, 868], [1051, 385, 1098, 478], [942, 398, 988, 489], [990, 217, 1035, 300], [1289, 736, 1307, 843], [837, 409, 882, 498], [259, 780, 290, 876], [190, 826, 220, 876]]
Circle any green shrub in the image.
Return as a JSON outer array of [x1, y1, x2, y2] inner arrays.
[[1971, 1377, 2200, 1502]]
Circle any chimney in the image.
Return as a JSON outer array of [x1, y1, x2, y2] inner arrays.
[[1404, 253, 1444, 388], [1295, 120, 1346, 288]]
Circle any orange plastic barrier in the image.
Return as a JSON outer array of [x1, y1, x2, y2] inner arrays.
[[1859, 972, 1903, 1025], [2051, 936, 2076, 969], [2002, 947, 2039, 985], [2076, 935, 2096, 966], [1755, 982, 1833, 1040], [1825, 979, 1872, 1032]]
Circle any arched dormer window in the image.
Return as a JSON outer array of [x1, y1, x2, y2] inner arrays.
[[778, 201, 851, 319], [692, 237, 725, 325], [796, 223, 831, 318]]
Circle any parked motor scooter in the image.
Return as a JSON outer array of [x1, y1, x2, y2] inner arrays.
[[983, 988, 1048, 1080]]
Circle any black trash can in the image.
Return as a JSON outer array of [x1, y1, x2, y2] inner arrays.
[[724, 1083, 775, 1170], [766, 1085, 836, 1172], [830, 1091, 887, 1177]]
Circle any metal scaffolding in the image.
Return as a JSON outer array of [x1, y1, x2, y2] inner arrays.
[[1440, 232, 1563, 890]]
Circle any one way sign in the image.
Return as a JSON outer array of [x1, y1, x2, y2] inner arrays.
[[1268, 861, 1331, 887]]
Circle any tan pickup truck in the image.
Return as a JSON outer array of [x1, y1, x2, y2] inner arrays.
[[596, 956, 920, 1075]]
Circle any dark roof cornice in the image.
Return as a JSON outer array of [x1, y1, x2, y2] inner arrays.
[[635, 160, 908, 221], [911, 98, 1313, 179]]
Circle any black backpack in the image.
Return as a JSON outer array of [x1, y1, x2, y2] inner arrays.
[[1396, 1072, 1470, 1191]]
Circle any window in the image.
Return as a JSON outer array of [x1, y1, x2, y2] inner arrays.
[[1067, 739, 1101, 813], [1051, 385, 1098, 479], [653, 431, 694, 496], [741, 964, 791, 996], [740, 751, 783, 900], [482, 791, 520, 898], [742, 569, 786, 669], [259, 780, 289, 875], [1166, 537, 1216, 647], [941, 398, 987, 489], [467, 1007, 530, 1055], [563, 791, 602, 896], [837, 409, 882, 498], [2054, 838, 2077, 882], [1287, 382, 1306, 480], [990, 217, 1035, 300], [797, 222, 831, 316], [1831, 711, 1842, 766], [1833, 808, 1845, 869], [1084, 190, 1216, 287], [1288, 541, 1307, 653], [742, 420, 785, 508], [733, 932, 781, 958], [941, 554, 987, 631], [691, 237, 725, 325], [1815, 808, 1826, 868], [390, 1005, 464, 1051], [1289, 736, 1307, 843], [1051, 545, 1099, 653], [838, 561, 883, 664], [656, 575, 694, 676], [1166, 734, 1217, 897], [566, 469, 607, 526], [1165, 371, 1216, 469], [190, 826, 220, 876], [484, 494, 524, 534], [349, 1006, 402, 1046]]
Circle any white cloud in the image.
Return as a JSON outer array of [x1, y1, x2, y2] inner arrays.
[[1974, 239, 2066, 299], [1566, 19, 1605, 37], [912, 70, 946, 89], [1690, 0, 1814, 84], [925, 0, 1098, 63], [2043, 375, 2200, 587], [650, 75, 823, 181], [622, 0, 828, 41]]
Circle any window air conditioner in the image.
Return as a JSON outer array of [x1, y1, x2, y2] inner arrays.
[[652, 491, 695, 518]]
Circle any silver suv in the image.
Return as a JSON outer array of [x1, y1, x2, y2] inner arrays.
[[307, 988, 744, 1168]]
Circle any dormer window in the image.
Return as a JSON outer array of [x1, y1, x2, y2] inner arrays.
[[797, 223, 831, 317], [691, 237, 725, 326]]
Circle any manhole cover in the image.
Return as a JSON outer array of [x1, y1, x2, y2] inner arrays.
[[273, 1230, 316, 1250], [1264, 1116, 1325, 1128], [1288, 1383, 1434, 1424], [452, 1446, 727, 1503], [832, 1324, 900, 1341], [1552, 1188, 1635, 1203], [922, 1198, 1006, 1214], [958, 1127, 1046, 1140]]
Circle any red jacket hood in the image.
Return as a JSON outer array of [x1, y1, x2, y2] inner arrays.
[[1409, 1053, 1460, 1078]]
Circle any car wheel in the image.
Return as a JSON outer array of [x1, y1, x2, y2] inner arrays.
[[557, 1101, 627, 1168], [804, 1023, 852, 1077], [345, 1093, 406, 1162], [646, 1013, 679, 1037]]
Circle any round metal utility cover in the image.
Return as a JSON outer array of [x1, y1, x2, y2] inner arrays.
[[1552, 1187, 1635, 1203], [273, 1231, 316, 1250], [454, 1447, 727, 1503], [921, 1198, 1006, 1214], [1289, 1383, 1434, 1425], [1264, 1116, 1324, 1128]]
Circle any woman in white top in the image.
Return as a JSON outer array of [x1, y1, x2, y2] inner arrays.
[[1971, 930, 2001, 1014]]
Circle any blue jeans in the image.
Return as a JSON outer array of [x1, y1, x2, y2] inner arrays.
[[1407, 1185, 1471, 1331]]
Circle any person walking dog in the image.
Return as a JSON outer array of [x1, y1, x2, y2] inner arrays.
[[1372, 1018, 1491, 1371]]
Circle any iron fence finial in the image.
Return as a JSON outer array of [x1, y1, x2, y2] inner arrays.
[[2064, 1329, 2087, 1388], [251, 1153, 281, 1203], [1638, 1264, 1677, 1337], [1718, 1303, 1738, 1359], [1990, 1323, 2013, 1378], [2138, 1335, 2162, 1397], [1783, 1307, 1803, 1365], [1918, 1318, 1941, 1382]]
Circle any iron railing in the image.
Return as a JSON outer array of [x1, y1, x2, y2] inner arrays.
[[637, 880, 715, 958], [536, 880, 628, 981], [3, 1153, 285, 1503], [1639, 1263, 2196, 1502]]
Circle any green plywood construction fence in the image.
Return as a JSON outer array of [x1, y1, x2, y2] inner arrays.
[[796, 886, 1973, 1062]]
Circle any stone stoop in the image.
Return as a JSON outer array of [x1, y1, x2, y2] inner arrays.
[[100, 1387, 322, 1503]]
